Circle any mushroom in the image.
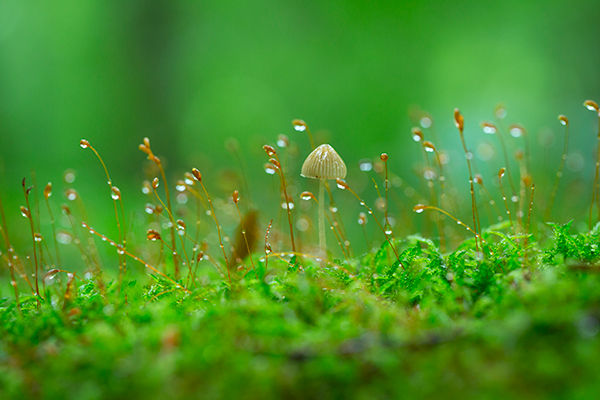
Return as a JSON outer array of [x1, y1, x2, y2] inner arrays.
[[301, 144, 347, 262]]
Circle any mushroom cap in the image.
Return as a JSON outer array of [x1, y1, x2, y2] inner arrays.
[[301, 144, 347, 180]]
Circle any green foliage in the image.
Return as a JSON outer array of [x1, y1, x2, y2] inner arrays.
[[4, 225, 598, 399], [544, 221, 600, 264]]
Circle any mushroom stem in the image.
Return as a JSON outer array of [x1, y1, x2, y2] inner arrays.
[[319, 179, 326, 263]]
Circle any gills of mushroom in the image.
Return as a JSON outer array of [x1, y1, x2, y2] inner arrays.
[[300, 144, 347, 263]]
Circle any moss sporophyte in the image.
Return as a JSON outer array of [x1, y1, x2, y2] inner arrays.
[[2, 101, 600, 399]]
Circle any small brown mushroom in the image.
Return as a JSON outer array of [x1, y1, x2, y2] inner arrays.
[[301, 144, 347, 262]]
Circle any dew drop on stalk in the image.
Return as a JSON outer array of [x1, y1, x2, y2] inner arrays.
[[64, 170, 76, 184], [384, 224, 393, 235], [142, 181, 152, 194], [413, 204, 426, 213], [44, 274, 55, 286], [184, 174, 195, 186], [423, 141, 435, 153], [292, 119, 307, 132], [300, 191, 314, 201], [511, 195, 519, 203], [277, 134, 289, 148], [264, 163, 277, 175], [20, 206, 30, 218], [509, 125, 525, 138], [358, 159, 373, 171], [412, 127, 424, 142], [558, 115, 569, 126], [584, 100, 600, 114], [358, 212, 367, 225], [66, 189, 78, 201], [176, 193, 188, 204], [44, 182, 52, 200], [481, 122, 497, 134], [176, 181, 186, 192], [147, 229, 161, 241], [57, 232, 72, 245], [111, 186, 121, 200], [423, 168, 437, 180], [34, 233, 43, 242], [495, 106, 507, 119], [281, 202, 295, 210]]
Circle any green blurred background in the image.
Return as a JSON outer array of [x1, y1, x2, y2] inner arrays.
[[0, 0, 599, 260]]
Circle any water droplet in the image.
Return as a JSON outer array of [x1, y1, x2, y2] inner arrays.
[[277, 134, 289, 148], [464, 151, 473, 160], [481, 122, 497, 134], [34, 233, 43, 242], [264, 163, 277, 175], [66, 189, 78, 201], [511, 195, 518, 203], [177, 193, 188, 204], [358, 159, 373, 172], [20, 206, 30, 218], [330, 206, 338, 213], [510, 125, 524, 138], [584, 100, 600, 113], [358, 212, 368, 225], [292, 120, 307, 132], [420, 117, 432, 128], [301, 192, 313, 201], [558, 115, 569, 125], [176, 182, 186, 192], [145, 204, 154, 214], [411, 127, 424, 142], [64, 170, 76, 184], [281, 202, 295, 210], [423, 169, 437, 180], [57, 232, 72, 245], [424, 146, 434, 153], [147, 230, 161, 241]]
